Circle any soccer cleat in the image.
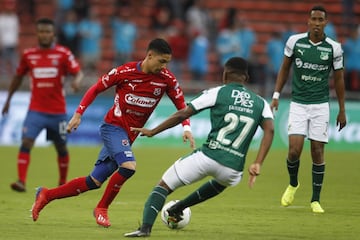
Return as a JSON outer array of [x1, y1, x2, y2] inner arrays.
[[124, 228, 151, 238], [311, 201, 325, 213], [10, 180, 26, 192], [93, 208, 111, 227], [32, 187, 49, 221], [281, 183, 300, 207], [166, 205, 184, 224]]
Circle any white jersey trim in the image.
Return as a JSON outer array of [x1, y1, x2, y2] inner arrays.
[[190, 86, 223, 111]]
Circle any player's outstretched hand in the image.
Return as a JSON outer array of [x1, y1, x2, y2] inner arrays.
[[130, 127, 153, 137], [1, 101, 10, 116], [270, 99, 279, 116], [67, 113, 82, 133], [183, 130, 196, 149], [336, 111, 346, 132], [248, 163, 261, 188]]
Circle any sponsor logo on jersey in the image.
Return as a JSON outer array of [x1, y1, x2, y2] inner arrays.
[[33, 67, 58, 78], [119, 67, 135, 74], [51, 59, 59, 66], [132, 79, 143, 82], [150, 81, 167, 87], [301, 75, 322, 82], [28, 54, 41, 59], [295, 58, 329, 71], [295, 43, 311, 48], [124, 151, 133, 158], [231, 90, 254, 107], [47, 54, 62, 59], [208, 140, 244, 157], [317, 46, 332, 52], [125, 94, 157, 107], [297, 49, 305, 55], [128, 83, 136, 90]]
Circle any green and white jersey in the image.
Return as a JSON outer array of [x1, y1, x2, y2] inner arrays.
[[188, 83, 273, 171], [285, 32, 344, 104]]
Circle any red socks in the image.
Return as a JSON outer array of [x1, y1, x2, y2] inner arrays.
[[96, 172, 128, 208], [17, 151, 30, 183], [57, 154, 69, 185], [47, 176, 89, 201]]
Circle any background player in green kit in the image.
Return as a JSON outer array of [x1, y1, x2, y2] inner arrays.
[[270, 5, 347, 213], [124, 57, 274, 237]]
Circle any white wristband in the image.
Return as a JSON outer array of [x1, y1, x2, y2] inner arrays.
[[272, 92, 280, 100], [183, 125, 192, 132]]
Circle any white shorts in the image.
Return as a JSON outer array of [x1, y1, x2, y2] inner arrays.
[[162, 150, 243, 191], [288, 101, 329, 143]]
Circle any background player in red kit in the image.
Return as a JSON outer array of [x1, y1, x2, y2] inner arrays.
[[1, 18, 84, 192], [31, 38, 195, 227]]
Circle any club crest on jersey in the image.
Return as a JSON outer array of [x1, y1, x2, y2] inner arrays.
[[153, 88, 162, 96], [320, 52, 329, 60]]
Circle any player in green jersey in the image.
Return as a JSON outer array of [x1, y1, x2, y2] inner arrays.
[[270, 5, 347, 213], [124, 57, 274, 237]]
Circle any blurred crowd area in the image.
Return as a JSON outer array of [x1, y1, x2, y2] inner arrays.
[[0, 0, 359, 99]]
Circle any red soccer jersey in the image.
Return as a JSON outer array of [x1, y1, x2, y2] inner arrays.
[[76, 61, 190, 143], [17, 44, 81, 114]]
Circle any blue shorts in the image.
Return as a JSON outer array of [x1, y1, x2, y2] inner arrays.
[[22, 110, 68, 144], [90, 123, 135, 183]]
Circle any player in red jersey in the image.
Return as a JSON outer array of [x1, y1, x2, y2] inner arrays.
[[1, 18, 84, 192], [31, 38, 195, 227]]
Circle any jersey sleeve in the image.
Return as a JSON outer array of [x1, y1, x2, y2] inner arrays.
[[284, 36, 296, 58], [189, 86, 221, 112], [76, 67, 122, 114], [261, 99, 274, 120], [64, 49, 81, 74], [16, 51, 29, 76], [166, 76, 191, 127], [332, 42, 344, 70]]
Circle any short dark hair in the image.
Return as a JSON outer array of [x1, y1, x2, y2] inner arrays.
[[311, 5, 327, 18], [36, 18, 55, 26], [147, 38, 172, 55], [224, 57, 248, 75]]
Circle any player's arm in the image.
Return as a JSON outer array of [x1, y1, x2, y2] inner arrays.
[[333, 69, 346, 131], [168, 81, 195, 148], [1, 75, 24, 115], [248, 118, 274, 188], [70, 70, 84, 93], [271, 56, 292, 112], [67, 71, 116, 133], [131, 106, 196, 137]]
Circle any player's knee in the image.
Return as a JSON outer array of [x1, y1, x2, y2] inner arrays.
[[210, 179, 227, 193], [20, 139, 34, 151], [288, 149, 301, 161], [55, 143, 68, 156], [86, 175, 101, 189], [118, 167, 135, 179]]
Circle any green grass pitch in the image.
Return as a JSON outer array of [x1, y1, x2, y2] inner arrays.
[[0, 145, 359, 240]]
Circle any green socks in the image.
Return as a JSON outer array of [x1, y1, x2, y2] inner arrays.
[[179, 179, 226, 209], [287, 159, 300, 187], [311, 163, 325, 202], [142, 186, 169, 226]]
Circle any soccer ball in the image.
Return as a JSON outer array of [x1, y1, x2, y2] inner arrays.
[[161, 200, 191, 229]]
